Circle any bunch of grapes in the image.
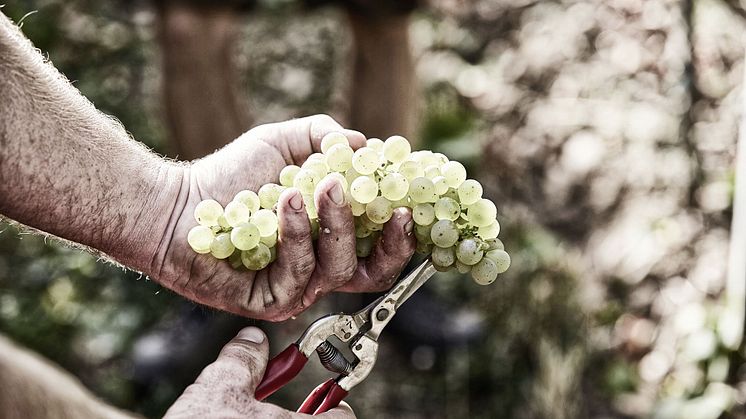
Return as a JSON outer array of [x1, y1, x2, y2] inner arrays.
[[188, 133, 510, 285]]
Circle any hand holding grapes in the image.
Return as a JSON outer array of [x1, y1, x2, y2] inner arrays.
[[153, 115, 417, 321]]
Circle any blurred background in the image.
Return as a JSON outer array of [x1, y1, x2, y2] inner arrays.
[[1, 0, 746, 417]]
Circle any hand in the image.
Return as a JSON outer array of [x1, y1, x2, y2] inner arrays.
[[164, 327, 355, 418], [151, 115, 416, 320]]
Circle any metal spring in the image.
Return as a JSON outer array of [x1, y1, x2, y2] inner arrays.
[[316, 341, 353, 376]]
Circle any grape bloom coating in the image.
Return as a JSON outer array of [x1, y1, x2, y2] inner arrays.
[[187, 133, 510, 285]]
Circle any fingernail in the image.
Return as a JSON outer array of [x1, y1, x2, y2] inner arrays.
[[328, 181, 345, 205], [404, 219, 414, 234], [289, 191, 304, 211], [237, 327, 265, 344]]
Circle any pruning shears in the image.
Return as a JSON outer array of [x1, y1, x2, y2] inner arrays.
[[254, 259, 437, 414]]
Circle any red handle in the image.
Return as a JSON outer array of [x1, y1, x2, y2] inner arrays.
[[298, 379, 349, 415], [254, 344, 308, 401]]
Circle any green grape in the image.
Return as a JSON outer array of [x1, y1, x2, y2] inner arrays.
[[434, 197, 461, 221], [355, 222, 372, 238], [433, 263, 453, 272], [478, 221, 500, 240], [230, 223, 260, 250], [350, 176, 378, 204], [366, 196, 393, 224], [280, 165, 301, 187], [194, 199, 223, 227], [442, 188, 459, 201], [468, 198, 497, 227], [218, 215, 231, 229], [360, 214, 383, 231], [356, 234, 376, 257], [233, 190, 261, 213], [432, 153, 449, 165], [294, 168, 320, 195], [431, 245, 455, 267], [228, 249, 243, 270], [321, 132, 349, 153], [302, 158, 330, 178], [270, 245, 277, 263], [391, 196, 410, 209], [416, 241, 433, 255], [325, 144, 353, 172], [345, 167, 362, 185], [441, 161, 467, 188], [408, 177, 437, 203], [210, 232, 235, 259], [258, 183, 283, 209], [457, 179, 483, 205], [366, 138, 384, 152], [260, 232, 277, 247], [455, 260, 472, 274], [303, 194, 318, 219], [224, 201, 251, 228], [188, 225, 215, 253], [414, 223, 433, 245], [412, 203, 435, 225], [306, 153, 326, 163], [430, 220, 459, 247], [241, 243, 271, 270], [352, 147, 380, 175], [424, 165, 441, 179], [397, 160, 424, 181], [311, 218, 320, 240], [486, 238, 505, 251], [485, 249, 510, 273], [456, 239, 483, 265], [471, 257, 498, 285], [379, 173, 409, 201], [252, 209, 279, 236], [432, 176, 449, 195], [383, 135, 411, 163], [349, 197, 366, 216]]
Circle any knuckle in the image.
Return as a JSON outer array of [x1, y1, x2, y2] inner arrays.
[[288, 253, 315, 279]]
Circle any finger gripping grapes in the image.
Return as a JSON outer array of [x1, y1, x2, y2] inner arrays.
[[188, 134, 511, 284]]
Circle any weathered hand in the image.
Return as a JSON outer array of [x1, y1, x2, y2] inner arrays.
[[164, 327, 355, 418], [151, 115, 416, 320]]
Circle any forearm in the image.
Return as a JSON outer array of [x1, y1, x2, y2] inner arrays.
[[0, 13, 182, 272]]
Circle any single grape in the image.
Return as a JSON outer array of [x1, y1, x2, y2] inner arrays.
[[188, 225, 215, 253], [233, 190, 261, 213], [485, 249, 510, 273], [366, 196, 393, 224], [352, 147, 380, 175], [355, 222, 372, 238], [468, 198, 497, 227], [194, 199, 223, 226], [306, 153, 326, 163], [210, 232, 235, 259], [241, 243, 271, 270], [486, 238, 505, 251], [294, 168, 320, 195], [441, 161, 467, 188], [397, 160, 424, 181], [441, 188, 459, 201], [390, 196, 410, 209], [303, 194, 318, 219], [416, 241, 433, 255], [383, 135, 411, 163], [458, 179, 483, 205], [302, 158, 330, 178], [260, 231, 277, 247], [471, 257, 498, 285], [430, 220, 459, 247], [432, 153, 449, 165], [258, 184, 283, 209], [228, 249, 243, 270], [478, 221, 500, 240], [280, 165, 301, 187], [224, 201, 251, 228], [455, 260, 472, 274], [359, 214, 384, 231], [325, 144, 354, 172], [350, 176, 379, 204], [379, 172, 409, 201], [356, 234, 376, 257], [366, 138, 384, 152], [349, 197, 367, 216], [252, 209, 279, 236], [432, 176, 449, 195], [413, 203, 435, 225], [433, 263, 453, 272], [345, 167, 362, 185], [424, 165, 441, 179], [434, 197, 461, 221], [456, 239, 483, 265], [408, 177, 437, 203], [414, 223, 433, 245], [432, 245, 456, 267], [321, 132, 349, 153], [230, 223, 260, 250]]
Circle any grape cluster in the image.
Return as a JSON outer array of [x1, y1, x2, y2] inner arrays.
[[188, 133, 510, 285]]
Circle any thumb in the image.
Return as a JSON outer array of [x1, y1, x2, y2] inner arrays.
[[194, 327, 269, 393], [315, 401, 356, 419]]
